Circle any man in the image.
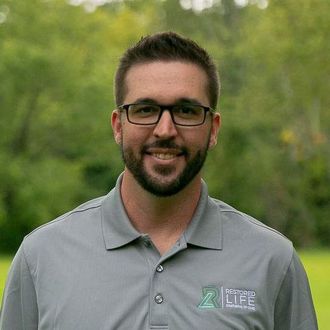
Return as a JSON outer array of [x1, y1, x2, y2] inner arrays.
[[1, 32, 317, 329]]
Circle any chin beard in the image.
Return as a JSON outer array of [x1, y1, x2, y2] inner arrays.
[[121, 141, 209, 197]]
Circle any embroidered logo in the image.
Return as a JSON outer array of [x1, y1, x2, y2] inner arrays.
[[198, 287, 220, 309], [198, 286, 257, 311]]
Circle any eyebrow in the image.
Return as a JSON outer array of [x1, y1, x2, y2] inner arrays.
[[132, 97, 203, 106]]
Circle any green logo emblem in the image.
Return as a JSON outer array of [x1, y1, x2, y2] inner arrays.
[[198, 287, 220, 309]]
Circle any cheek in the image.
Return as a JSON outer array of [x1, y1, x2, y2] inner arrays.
[[121, 127, 149, 150], [184, 129, 210, 150]]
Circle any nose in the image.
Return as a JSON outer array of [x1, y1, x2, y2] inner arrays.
[[153, 109, 178, 139]]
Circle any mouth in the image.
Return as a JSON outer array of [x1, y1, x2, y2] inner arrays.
[[145, 148, 185, 161], [151, 153, 178, 160]]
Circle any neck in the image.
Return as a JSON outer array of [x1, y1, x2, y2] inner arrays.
[[120, 170, 202, 254]]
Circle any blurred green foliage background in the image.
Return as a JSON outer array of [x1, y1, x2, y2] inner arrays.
[[0, 0, 329, 252]]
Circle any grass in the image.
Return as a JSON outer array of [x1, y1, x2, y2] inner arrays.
[[298, 250, 330, 330], [0, 255, 12, 299], [0, 251, 329, 329]]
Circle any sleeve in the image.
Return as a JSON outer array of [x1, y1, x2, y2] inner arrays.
[[0, 243, 38, 330], [274, 249, 318, 330]]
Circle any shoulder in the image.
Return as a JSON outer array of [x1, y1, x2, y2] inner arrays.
[[210, 197, 293, 263], [22, 195, 106, 253], [213, 198, 290, 240], [28, 196, 105, 235], [216, 198, 289, 238]]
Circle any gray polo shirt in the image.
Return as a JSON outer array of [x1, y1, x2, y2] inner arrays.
[[0, 176, 317, 329]]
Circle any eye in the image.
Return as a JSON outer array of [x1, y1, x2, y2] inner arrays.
[[130, 104, 159, 116], [174, 105, 201, 117]]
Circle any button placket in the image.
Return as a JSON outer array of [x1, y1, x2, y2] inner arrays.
[[154, 265, 164, 305], [150, 261, 168, 327]]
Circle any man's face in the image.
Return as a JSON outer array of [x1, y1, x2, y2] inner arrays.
[[112, 61, 220, 197]]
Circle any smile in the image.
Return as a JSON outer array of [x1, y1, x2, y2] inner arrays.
[[152, 153, 178, 160]]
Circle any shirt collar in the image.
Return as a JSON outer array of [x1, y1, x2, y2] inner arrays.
[[101, 174, 141, 250], [184, 181, 223, 250], [101, 174, 222, 251]]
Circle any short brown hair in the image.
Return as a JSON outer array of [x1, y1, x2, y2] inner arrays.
[[114, 31, 220, 109]]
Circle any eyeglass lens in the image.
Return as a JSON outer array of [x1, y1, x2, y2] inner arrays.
[[127, 104, 206, 126]]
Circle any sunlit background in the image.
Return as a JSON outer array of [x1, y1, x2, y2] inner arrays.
[[0, 0, 329, 249]]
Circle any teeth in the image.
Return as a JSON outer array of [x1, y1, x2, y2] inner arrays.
[[153, 153, 176, 160]]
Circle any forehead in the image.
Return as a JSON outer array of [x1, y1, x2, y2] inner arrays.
[[124, 61, 209, 105]]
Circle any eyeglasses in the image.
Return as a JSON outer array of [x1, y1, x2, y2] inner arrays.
[[118, 103, 215, 126]]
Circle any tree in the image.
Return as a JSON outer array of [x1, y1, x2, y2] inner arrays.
[[0, 0, 154, 251], [209, 0, 330, 246]]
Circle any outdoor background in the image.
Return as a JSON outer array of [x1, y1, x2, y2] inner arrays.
[[0, 0, 329, 328]]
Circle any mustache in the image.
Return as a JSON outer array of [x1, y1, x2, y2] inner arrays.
[[142, 139, 188, 154]]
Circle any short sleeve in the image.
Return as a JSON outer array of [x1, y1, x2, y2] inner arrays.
[[0, 243, 38, 329], [274, 249, 318, 330]]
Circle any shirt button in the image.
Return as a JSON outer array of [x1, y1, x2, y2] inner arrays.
[[156, 265, 164, 273], [154, 294, 164, 304], [141, 235, 151, 247], [143, 240, 151, 247]]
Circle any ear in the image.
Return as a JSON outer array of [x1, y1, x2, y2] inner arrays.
[[111, 110, 122, 145], [208, 112, 221, 149]]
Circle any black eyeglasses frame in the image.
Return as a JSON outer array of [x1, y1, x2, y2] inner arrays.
[[118, 103, 215, 127]]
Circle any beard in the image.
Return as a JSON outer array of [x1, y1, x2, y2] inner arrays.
[[120, 138, 210, 197]]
